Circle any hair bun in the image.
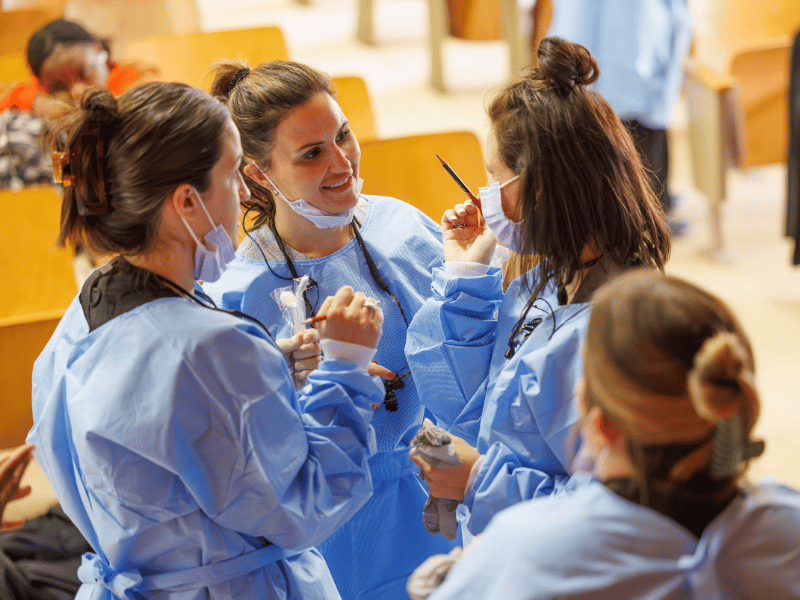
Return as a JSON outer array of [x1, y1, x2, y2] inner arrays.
[[80, 88, 119, 121], [688, 332, 756, 423], [536, 36, 599, 93]]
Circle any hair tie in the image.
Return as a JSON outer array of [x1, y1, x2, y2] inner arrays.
[[231, 67, 250, 91], [688, 331, 753, 423], [52, 151, 73, 187]]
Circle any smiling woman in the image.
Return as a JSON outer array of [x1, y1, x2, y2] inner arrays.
[[202, 59, 453, 600]]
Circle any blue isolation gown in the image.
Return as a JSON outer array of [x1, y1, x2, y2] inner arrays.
[[203, 195, 456, 600], [405, 265, 591, 536], [548, 0, 692, 130], [428, 478, 800, 599], [28, 293, 384, 600]]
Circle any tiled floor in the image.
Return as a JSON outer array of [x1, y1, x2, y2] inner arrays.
[[200, 0, 800, 487]]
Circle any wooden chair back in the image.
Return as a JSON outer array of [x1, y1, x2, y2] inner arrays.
[[358, 130, 485, 222], [0, 309, 63, 448], [1, 186, 77, 318], [332, 75, 378, 142], [731, 41, 793, 168], [125, 26, 289, 90], [0, 8, 55, 55], [0, 51, 31, 83]]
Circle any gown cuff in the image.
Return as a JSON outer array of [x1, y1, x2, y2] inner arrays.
[[444, 262, 492, 278], [320, 339, 377, 371], [464, 454, 484, 497]]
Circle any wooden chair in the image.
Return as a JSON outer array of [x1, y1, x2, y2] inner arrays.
[[332, 75, 378, 142], [0, 7, 56, 55], [358, 130, 484, 222], [685, 3, 800, 260], [0, 309, 63, 449], [124, 26, 289, 90], [0, 50, 31, 83], [1, 186, 77, 319]]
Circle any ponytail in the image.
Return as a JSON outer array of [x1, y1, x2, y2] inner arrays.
[[47, 82, 230, 256]]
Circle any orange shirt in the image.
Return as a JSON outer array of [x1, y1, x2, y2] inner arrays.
[[0, 62, 157, 112]]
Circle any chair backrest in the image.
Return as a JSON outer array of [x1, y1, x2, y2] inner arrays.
[[358, 130, 485, 222], [445, 0, 503, 40], [730, 40, 793, 168], [1, 186, 77, 318], [124, 26, 289, 90], [0, 50, 31, 83], [0, 8, 55, 55], [0, 309, 63, 448], [332, 75, 377, 142], [692, 2, 800, 72]]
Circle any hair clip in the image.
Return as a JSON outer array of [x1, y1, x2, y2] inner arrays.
[[52, 151, 73, 186]]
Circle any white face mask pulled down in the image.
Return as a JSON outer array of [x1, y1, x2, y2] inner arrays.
[[259, 168, 364, 229], [479, 175, 535, 256], [180, 190, 236, 283]]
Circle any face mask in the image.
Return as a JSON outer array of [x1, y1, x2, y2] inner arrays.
[[479, 175, 534, 255], [260, 169, 363, 229], [180, 189, 236, 283]]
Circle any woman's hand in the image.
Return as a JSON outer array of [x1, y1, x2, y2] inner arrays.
[[316, 286, 383, 348], [275, 329, 323, 380], [0, 444, 34, 531], [441, 199, 497, 265], [410, 433, 482, 501], [368, 362, 395, 379]]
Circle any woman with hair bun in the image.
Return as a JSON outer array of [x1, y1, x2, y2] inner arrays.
[[28, 82, 387, 599], [407, 37, 671, 538], [202, 59, 453, 600], [411, 271, 800, 600]]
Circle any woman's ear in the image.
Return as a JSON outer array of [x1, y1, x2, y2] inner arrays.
[[591, 407, 623, 447], [243, 163, 273, 192], [167, 183, 195, 220]]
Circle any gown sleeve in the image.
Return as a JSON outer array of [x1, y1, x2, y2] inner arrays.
[[174, 322, 383, 550], [405, 265, 504, 434], [460, 312, 586, 535]]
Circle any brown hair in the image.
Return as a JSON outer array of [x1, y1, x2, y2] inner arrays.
[[49, 82, 230, 255], [487, 37, 670, 298], [209, 60, 336, 230], [583, 270, 759, 498]]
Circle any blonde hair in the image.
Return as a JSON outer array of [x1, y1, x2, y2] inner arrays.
[[583, 270, 759, 493]]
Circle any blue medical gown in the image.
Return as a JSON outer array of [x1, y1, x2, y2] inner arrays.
[[27, 295, 384, 600], [548, 0, 692, 129], [429, 478, 800, 599], [204, 195, 456, 599], [405, 266, 586, 535]]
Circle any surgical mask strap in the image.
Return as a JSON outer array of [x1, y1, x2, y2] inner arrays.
[[194, 189, 216, 229], [499, 174, 519, 189], [257, 167, 291, 204]]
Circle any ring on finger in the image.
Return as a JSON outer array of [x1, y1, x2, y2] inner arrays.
[[363, 299, 381, 311], [453, 222, 466, 229]]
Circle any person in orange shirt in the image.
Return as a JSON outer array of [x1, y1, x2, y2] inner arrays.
[[0, 18, 158, 119]]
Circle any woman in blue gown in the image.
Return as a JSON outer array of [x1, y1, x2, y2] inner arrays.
[[411, 270, 800, 600], [28, 82, 386, 600], [202, 60, 454, 600], [406, 37, 671, 538]]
